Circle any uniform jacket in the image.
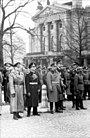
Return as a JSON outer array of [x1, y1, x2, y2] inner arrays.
[[74, 73, 84, 92], [25, 71, 40, 107]]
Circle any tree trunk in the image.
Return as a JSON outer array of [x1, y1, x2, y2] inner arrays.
[[10, 29, 14, 64], [0, 32, 3, 67]]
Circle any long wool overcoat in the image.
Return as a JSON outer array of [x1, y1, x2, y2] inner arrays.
[[9, 70, 25, 113], [25, 72, 40, 107], [0, 72, 3, 106], [47, 70, 61, 102]]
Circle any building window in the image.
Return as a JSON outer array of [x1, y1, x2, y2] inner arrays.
[[43, 26, 45, 31], [59, 20, 62, 28], [51, 24, 53, 30]]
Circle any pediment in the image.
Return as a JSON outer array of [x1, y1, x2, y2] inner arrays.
[[39, 7, 59, 17], [32, 5, 69, 21]]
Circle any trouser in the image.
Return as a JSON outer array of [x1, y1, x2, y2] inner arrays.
[[58, 100, 63, 110], [70, 84, 76, 107], [76, 97, 83, 109], [76, 91, 84, 109], [27, 106, 38, 115], [72, 92, 76, 107], [50, 102, 58, 111]]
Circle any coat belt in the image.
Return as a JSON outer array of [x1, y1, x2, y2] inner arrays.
[[29, 82, 38, 85], [14, 83, 24, 85]]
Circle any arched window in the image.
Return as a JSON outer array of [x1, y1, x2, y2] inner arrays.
[[43, 26, 45, 31], [51, 24, 53, 30]]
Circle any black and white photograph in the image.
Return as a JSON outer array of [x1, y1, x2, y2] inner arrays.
[[0, 0, 90, 137]]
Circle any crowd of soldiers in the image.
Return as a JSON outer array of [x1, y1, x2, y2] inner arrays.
[[0, 60, 89, 119]]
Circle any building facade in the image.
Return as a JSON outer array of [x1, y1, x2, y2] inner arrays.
[[24, 0, 90, 67]]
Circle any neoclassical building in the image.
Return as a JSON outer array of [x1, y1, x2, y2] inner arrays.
[[24, 0, 90, 67]]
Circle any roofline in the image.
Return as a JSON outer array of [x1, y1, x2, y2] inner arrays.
[[32, 4, 72, 21]]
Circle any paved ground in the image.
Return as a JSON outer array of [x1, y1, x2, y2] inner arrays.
[[0, 100, 90, 138]]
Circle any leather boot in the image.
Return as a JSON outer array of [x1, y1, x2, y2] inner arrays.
[[13, 112, 18, 120], [27, 107, 31, 117]]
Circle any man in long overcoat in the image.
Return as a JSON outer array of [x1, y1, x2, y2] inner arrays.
[[47, 63, 62, 114], [9, 63, 25, 120], [25, 62, 41, 117], [74, 67, 87, 110]]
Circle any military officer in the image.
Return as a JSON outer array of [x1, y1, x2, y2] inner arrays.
[[74, 67, 87, 110], [9, 62, 25, 120], [25, 62, 41, 117], [47, 63, 62, 114]]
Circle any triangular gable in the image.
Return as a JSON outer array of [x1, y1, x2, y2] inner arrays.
[[32, 4, 71, 21]]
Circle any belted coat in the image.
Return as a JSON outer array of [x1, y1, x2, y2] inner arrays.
[[25, 71, 40, 107], [47, 70, 61, 102], [9, 70, 25, 113]]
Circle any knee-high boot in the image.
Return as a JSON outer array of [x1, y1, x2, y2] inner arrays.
[[27, 107, 31, 117], [55, 102, 58, 112], [76, 96, 80, 110], [50, 102, 53, 114]]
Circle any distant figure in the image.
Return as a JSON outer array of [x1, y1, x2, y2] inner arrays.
[[74, 67, 87, 110]]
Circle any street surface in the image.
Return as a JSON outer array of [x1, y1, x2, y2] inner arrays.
[[0, 100, 90, 138]]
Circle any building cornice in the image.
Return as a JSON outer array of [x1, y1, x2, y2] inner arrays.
[[32, 4, 72, 22]]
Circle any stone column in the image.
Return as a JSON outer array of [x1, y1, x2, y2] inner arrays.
[[52, 21, 57, 51], [43, 22, 48, 52], [39, 24, 43, 52]]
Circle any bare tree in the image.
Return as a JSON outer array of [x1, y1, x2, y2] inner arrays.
[[3, 30, 25, 64], [62, 7, 88, 65], [0, 0, 34, 67]]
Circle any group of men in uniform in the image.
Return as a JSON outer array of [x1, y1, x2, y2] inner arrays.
[[0, 60, 89, 119], [45, 61, 88, 113]]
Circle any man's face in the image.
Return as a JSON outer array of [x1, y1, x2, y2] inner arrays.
[[31, 64, 36, 72], [15, 64, 21, 72], [52, 66, 57, 71]]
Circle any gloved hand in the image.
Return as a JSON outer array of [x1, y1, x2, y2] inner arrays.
[[27, 93, 31, 97], [38, 89, 40, 92]]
